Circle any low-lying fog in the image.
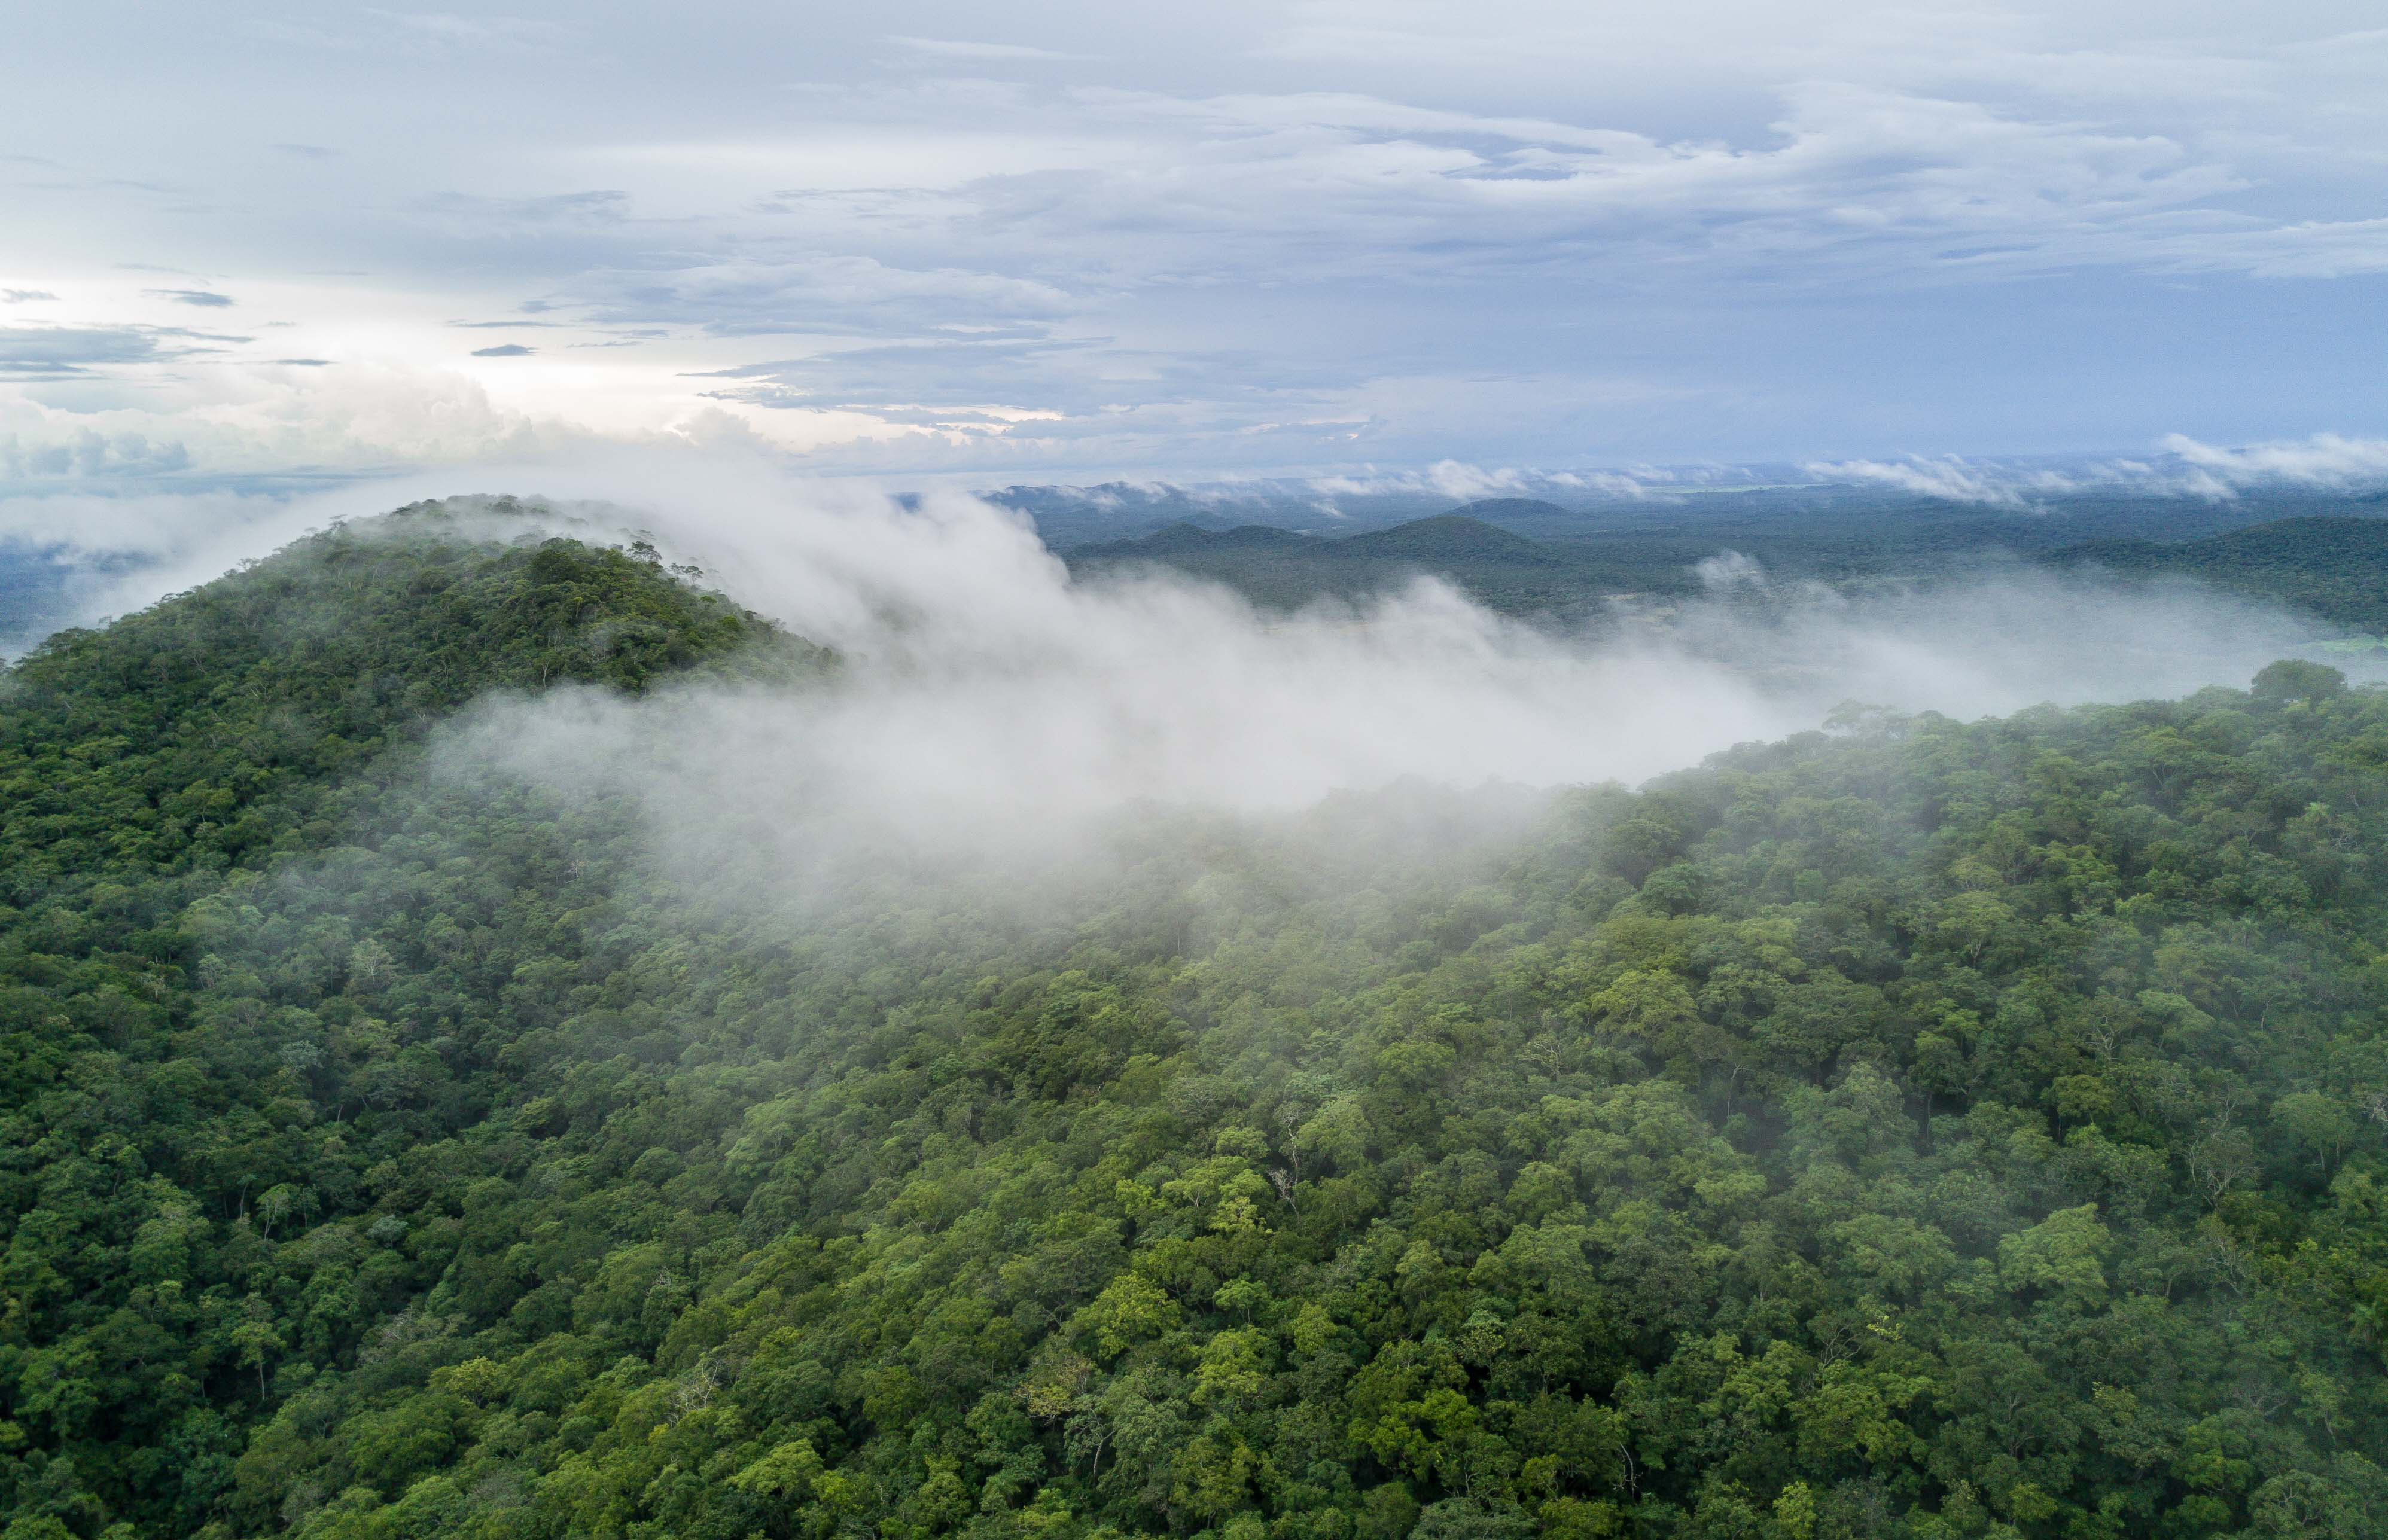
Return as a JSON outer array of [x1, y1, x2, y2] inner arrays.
[[383, 476, 2374, 905], [12, 462, 2371, 902]]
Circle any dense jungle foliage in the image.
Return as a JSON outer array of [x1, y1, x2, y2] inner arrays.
[[2050, 517, 2388, 635], [2, 519, 2386, 1540], [1051, 493, 2388, 621], [1065, 516, 1695, 617]]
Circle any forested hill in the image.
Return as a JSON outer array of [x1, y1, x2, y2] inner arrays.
[[4, 519, 2388, 1540], [0, 510, 803, 1532], [2, 507, 793, 886], [1066, 514, 1689, 614], [2048, 517, 2388, 632]]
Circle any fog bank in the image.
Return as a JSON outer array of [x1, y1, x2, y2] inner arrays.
[[419, 477, 2363, 907]]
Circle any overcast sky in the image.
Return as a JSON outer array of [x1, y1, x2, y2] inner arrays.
[[5, 0, 2388, 491]]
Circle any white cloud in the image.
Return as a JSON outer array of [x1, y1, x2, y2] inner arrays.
[[0, 428, 191, 479], [2162, 431, 2388, 491], [885, 36, 1089, 62], [1804, 455, 2070, 510], [1808, 432, 2388, 507], [1311, 461, 1656, 501], [571, 254, 1080, 336], [0, 360, 689, 486], [7, 2, 2388, 477], [253, 9, 574, 54], [407, 473, 2371, 901], [1693, 549, 1768, 591], [0, 324, 246, 379]]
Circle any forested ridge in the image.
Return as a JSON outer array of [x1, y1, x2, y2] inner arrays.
[[1051, 493, 2388, 621], [1065, 513, 1685, 617], [2, 519, 2386, 1540], [2049, 518, 2388, 633]]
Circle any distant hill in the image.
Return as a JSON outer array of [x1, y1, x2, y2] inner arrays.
[[1330, 513, 1561, 563], [1446, 497, 1571, 520], [1061, 497, 2388, 621], [983, 481, 1353, 548], [1437, 497, 1586, 535], [1067, 511, 1698, 613], [1070, 522, 1320, 559], [985, 467, 2388, 557], [2049, 516, 2388, 629]]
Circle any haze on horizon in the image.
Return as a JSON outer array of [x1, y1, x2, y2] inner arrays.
[[5, 0, 2388, 504]]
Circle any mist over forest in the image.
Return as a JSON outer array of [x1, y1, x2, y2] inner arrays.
[[2, 480, 2386, 1540], [13, 0, 2388, 1535]]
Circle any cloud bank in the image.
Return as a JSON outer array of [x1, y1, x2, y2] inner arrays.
[[7, 2, 2388, 481], [1808, 432, 2388, 508], [407, 477, 2362, 908]]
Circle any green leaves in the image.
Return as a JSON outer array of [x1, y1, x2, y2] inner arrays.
[[1074, 1273, 1179, 1362], [727, 1437, 824, 1501], [1997, 1204, 2113, 1301]]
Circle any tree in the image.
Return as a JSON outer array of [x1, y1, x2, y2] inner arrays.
[[2252, 659, 2347, 703]]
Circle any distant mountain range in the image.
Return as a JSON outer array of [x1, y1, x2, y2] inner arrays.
[[11, 482, 2388, 655], [986, 467, 2388, 555], [1066, 504, 1692, 613], [1073, 505, 1569, 562], [1068, 501, 2388, 630]]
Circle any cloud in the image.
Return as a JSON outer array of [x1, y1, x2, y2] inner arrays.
[[864, 78, 2286, 292], [1, 290, 57, 304], [0, 457, 710, 651], [252, 8, 569, 54], [470, 343, 536, 357], [10, 4, 2388, 477], [0, 358, 671, 493], [0, 483, 300, 654], [1, 427, 192, 481], [1807, 433, 2388, 507], [386, 473, 2373, 908], [1693, 550, 1767, 591], [885, 36, 1089, 62], [0, 323, 245, 379], [570, 254, 1079, 338], [2161, 431, 2388, 492], [368, 10, 570, 48], [683, 336, 1350, 459], [1310, 461, 1656, 502], [1804, 455, 2072, 510], [412, 189, 629, 229], [145, 288, 235, 307]]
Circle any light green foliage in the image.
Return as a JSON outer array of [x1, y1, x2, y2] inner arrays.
[[2, 524, 2388, 1539]]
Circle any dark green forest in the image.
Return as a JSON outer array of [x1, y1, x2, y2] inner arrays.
[[1065, 502, 2388, 630], [2049, 518, 2388, 633], [1065, 514, 1682, 616], [3, 514, 2386, 1539]]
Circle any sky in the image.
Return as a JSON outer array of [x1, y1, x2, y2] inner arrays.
[[5, 0, 2388, 495]]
